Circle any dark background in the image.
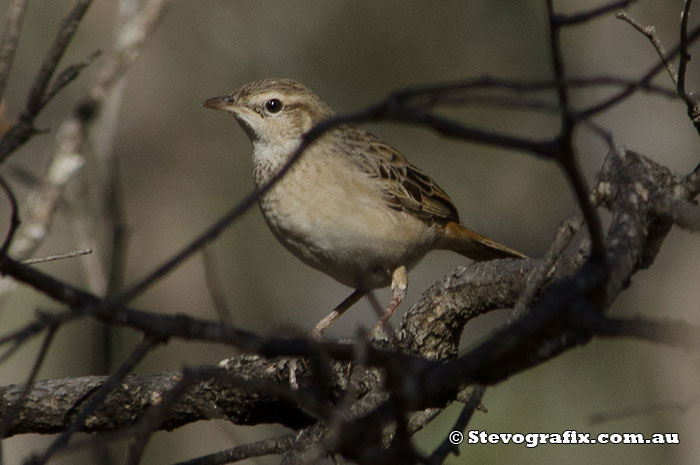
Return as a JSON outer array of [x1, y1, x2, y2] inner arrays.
[[0, 1, 697, 463]]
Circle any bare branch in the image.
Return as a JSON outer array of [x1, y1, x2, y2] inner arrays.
[[172, 434, 297, 465], [552, 0, 635, 26], [0, 3, 697, 462], [0, 0, 94, 163], [3, 0, 172, 292], [90, 0, 173, 100], [26, 335, 161, 465], [427, 385, 485, 465], [580, 19, 700, 120], [40, 49, 101, 107], [586, 314, 700, 352], [0, 0, 28, 100], [7, 119, 87, 261], [384, 110, 555, 157], [510, 212, 585, 319], [616, 6, 700, 135], [0, 175, 19, 256], [24, 0, 93, 115], [546, 0, 607, 266], [21, 248, 92, 265], [589, 395, 699, 424], [616, 10, 678, 83], [0, 326, 56, 439], [678, 0, 700, 134], [678, 0, 694, 95], [653, 194, 700, 231]]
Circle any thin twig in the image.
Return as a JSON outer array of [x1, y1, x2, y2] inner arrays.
[[0, 0, 94, 163], [589, 395, 699, 424], [24, 0, 93, 115], [386, 110, 555, 157], [510, 212, 585, 319], [427, 385, 485, 465], [678, 0, 700, 135], [21, 248, 93, 265], [27, 335, 162, 465], [553, 0, 635, 26], [91, 0, 173, 99], [171, 434, 297, 465], [40, 49, 101, 108], [392, 74, 677, 104], [584, 313, 700, 352], [125, 365, 325, 465], [547, 0, 607, 266], [0, 325, 57, 439], [3, 0, 171, 292], [0, 175, 20, 256], [677, 0, 693, 94], [580, 20, 700, 119], [615, 10, 678, 84], [7, 123, 86, 261], [616, 3, 700, 137], [0, 0, 28, 100], [0, 309, 83, 349]]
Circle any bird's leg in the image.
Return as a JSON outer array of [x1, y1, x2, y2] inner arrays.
[[310, 289, 367, 338], [371, 266, 407, 336], [289, 289, 366, 389], [366, 291, 384, 319]]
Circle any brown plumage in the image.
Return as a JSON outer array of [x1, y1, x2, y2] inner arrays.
[[203, 79, 525, 336]]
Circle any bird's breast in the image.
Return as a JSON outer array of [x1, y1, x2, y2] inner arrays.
[[254, 153, 440, 289]]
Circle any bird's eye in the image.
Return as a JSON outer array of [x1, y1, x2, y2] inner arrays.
[[265, 98, 282, 113]]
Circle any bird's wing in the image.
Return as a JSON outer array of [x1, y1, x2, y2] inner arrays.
[[340, 126, 460, 225]]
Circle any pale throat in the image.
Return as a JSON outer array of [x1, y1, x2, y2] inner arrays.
[[251, 138, 304, 186]]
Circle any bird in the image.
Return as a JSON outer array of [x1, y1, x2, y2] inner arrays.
[[202, 79, 525, 337]]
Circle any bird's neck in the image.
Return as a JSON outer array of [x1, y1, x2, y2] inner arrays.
[[251, 139, 302, 187]]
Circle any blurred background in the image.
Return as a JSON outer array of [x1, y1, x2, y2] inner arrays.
[[0, 0, 698, 463]]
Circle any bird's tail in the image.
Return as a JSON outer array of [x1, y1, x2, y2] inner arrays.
[[441, 221, 527, 261]]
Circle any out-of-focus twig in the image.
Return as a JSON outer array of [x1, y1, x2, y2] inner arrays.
[[21, 248, 92, 265], [68, 0, 172, 297], [547, 0, 607, 271], [427, 385, 485, 465], [0, 0, 94, 163], [553, 0, 634, 26], [0, 0, 28, 101], [589, 394, 699, 424], [171, 434, 296, 465], [0, 175, 19, 256], [677, 0, 694, 96], [582, 12, 700, 132], [616, 5, 700, 137], [28, 335, 162, 465], [8, 118, 87, 261], [510, 213, 584, 319], [0, 325, 57, 440], [4, 0, 172, 292]]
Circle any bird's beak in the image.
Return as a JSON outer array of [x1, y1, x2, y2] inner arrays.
[[201, 95, 237, 112]]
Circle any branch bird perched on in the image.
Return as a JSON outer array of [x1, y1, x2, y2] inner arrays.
[[203, 79, 526, 337]]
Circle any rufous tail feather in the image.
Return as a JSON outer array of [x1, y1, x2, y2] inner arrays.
[[442, 221, 527, 261]]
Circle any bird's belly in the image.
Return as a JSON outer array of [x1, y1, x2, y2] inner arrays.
[[259, 173, 438, 290]]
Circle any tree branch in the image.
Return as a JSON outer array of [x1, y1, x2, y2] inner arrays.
[[0, 0, 94, 163]]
